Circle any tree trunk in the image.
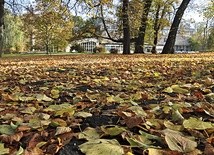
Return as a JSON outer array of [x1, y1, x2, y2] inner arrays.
[[162, 0, 191, 54], [151, 33, 158, 54], [151, 3, 168, 54], [122, 0, 130, 54], [134, 0, 152, 54], [0, 0, 4, 57], [45, 43, 49, 54], [151, 4, 160, 54]]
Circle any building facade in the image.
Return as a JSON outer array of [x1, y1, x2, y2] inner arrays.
[[68, 25, 194, 53]]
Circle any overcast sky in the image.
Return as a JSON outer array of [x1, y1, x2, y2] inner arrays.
[[184, 0, 210, 22]]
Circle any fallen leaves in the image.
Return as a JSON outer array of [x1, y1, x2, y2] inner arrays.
[[0, 53, 214, 154], [163, 129, 197, 153], [79, 139, 124, 155], [183, 117, 214, 130], [0, 143, 9, 154]]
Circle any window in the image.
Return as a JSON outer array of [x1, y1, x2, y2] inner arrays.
[[80, 41, 96, 52]]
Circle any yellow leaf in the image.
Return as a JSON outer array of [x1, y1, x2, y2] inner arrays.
[[0, 143, 9, 154], [126, 152, 134, 155], [51, 89, 60, 99]]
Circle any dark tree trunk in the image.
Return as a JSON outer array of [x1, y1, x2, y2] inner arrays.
[[30, 33, 34, 51], [151, 4, 160, 54], [151, 3, 167, 54], [45, 43, 49, 55], [134, 0, 152, 54], [162, 0, 191, 54], [122, 0, 130, 54], [0, 0, 4, 57]]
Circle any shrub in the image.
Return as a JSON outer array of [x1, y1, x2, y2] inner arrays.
[[93, 46, 106, 53], [110, 48, 118, 54], [70, 44, 84, 53]]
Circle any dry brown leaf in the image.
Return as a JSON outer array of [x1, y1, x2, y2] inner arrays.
[[57, 132, 74, 146], [24, 147, 44, 155], [0, 132, 23, 144], [124, 116, 144, 128], [16, 125, 31, 132], [204, 143, 214, 155], [46, 144, 61, 154], [27, 133, 43, 149]]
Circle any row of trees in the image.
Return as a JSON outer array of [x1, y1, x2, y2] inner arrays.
[[73, 0, 191, 54], [74, 0, 213, 54], [0, 0, 213, 57]]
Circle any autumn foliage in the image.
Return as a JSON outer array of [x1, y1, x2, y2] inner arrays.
[[0, 53, 214, 154]]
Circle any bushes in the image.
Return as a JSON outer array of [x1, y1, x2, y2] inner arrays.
[[93, 46, 106, 53], [109, 48, 118, 54], [70, 44, 84, 53]]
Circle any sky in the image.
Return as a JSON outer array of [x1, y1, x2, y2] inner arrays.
[[184, 0, 210, 22]]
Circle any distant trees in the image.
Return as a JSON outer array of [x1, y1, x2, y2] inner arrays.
[[0, 0, 4, 57], [188, 23, 205, 51], [3, 11, 25, 53], [22, 5, 35, 52], [28, 0, 73, 54], [202, 0, 214, 51], [0, 0, 28, 57], [207, 28, 214, 50], [188, 0, 214, 51]]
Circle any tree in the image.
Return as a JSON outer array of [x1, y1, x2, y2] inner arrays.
[[71, 16, 103, 41], [0, 0, 4, 57], [22, 5, 36, 52], [3, 11, 26, 53], [134, 0, 152, 54], [188, 23, 204, 51], [33, 0, 73, 54], [202, 0, 214, 51], [0, 0, 35, 57], [162, 0, 191, 54], [207, 27, 214, 50], [151, 0, 174, 54], [122, 0, 130, 54]]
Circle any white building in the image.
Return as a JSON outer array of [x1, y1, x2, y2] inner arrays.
[[68, 38, 124, 53], [68, 25, 194, 53]]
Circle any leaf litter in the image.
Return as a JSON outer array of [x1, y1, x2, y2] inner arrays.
[[0, 53, 214, 155]]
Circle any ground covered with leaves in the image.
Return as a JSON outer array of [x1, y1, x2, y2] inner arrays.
[[0, 53, 214, 155]]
